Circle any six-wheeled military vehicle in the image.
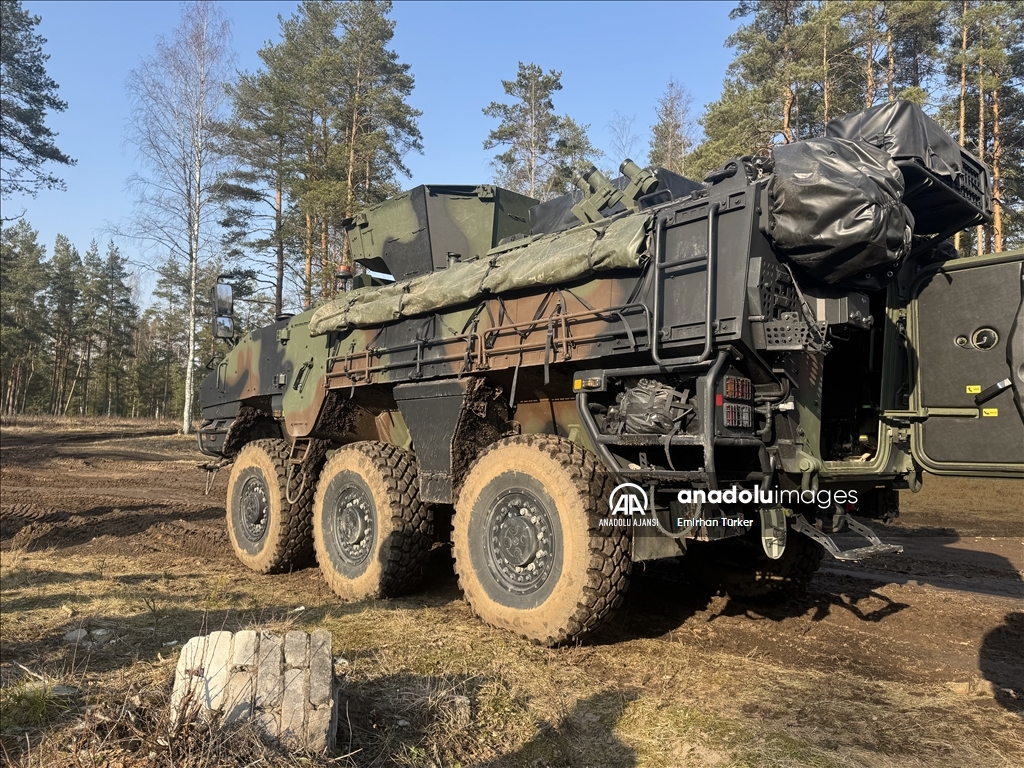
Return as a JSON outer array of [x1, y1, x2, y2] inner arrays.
[[198, 101, 1024, 645]]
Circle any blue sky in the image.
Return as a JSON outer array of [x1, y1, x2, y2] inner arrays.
[[9, 1, 742, 299]]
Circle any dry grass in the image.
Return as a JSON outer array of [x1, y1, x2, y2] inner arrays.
[[0, 414, 178, 434], [2, 424, 1022, 768], [2, 546, 1023, 767]]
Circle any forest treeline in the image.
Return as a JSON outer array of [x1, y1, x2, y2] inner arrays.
[[1, 0, 1021, 423]]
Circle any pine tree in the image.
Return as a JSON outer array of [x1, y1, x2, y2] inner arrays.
[[219, 64, 298, 316], [337, 0, 421, 217], [93, 242, 137, 417], [0, 0, 75, 209], [688, 1, 816, 179], [0, 220, 47, 413], [45, 234, 81, 415], [483, 62, 599, 200]]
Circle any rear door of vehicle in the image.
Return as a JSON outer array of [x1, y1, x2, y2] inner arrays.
[[906, 250, 1024, 477]]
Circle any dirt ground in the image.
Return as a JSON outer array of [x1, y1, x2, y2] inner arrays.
[[1, 423, 1021, 767]]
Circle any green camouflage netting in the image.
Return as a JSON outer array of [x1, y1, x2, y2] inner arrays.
[[308, 213, 651, 336]]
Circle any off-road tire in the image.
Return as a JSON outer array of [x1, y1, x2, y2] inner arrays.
[[683, 524, 824, 601], [312, 441, 432, 600], [226, 439, 316, 574], [453, 435, 631, 646]]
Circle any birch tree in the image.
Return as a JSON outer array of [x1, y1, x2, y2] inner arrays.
[[125, 0, 233, 433], [648, 79, 694, 176]]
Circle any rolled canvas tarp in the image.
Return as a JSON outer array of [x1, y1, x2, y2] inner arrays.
[[309, 213, 650, 336]]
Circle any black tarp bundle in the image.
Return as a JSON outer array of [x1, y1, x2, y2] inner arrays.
[[766, 137, 914, 292], [826, 100, 963, 184]]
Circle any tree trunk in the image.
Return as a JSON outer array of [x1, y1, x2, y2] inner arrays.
[[822, 3, 830, 125], [105, 282, 114, 417], [183, 127, 203, 434], [991, 19, 1003, 253], [886, 15, 895, 101], [991, 84, 1002, 253], [275, 141, 284, 316], [62, 354, 83, 416], [82, 339, 92, 416], [976, 42, 985, 257], [865, 5, 876, 108], [782, 19, 794, 144], [304, 210, 313, 309], [345, 58, 364, 270], [321, 215, 329, 299], [955, 1, 968, 253]]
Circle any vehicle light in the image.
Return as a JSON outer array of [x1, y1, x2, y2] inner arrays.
[[573, 376, 603, 391], [724, 403, 753, 428], [724, 375, 753, 401]]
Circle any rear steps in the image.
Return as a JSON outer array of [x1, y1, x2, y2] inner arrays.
[[791, 514, 903, 562]]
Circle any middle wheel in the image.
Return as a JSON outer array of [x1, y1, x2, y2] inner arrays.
[[453, 435, 631, 646], [312, 441, 433, 600]]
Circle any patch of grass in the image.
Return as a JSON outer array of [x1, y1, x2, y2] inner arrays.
[[0, 681, 77, 731]]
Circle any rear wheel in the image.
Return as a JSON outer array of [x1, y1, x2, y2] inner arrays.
[[682, 523, 824, 601], [226, 439, 315, 574], [312, 441, 432, 600], [453, 435, 630, 646]]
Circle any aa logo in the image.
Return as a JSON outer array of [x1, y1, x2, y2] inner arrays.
[[608, 483, 648, 516]]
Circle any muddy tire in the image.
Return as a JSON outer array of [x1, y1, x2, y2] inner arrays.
[[226, 439, 316, 574], [312, 441, 432, 600], [683, 524, 824, 601], [453, 435, 631, 646]]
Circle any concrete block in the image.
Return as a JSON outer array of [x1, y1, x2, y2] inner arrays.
[[232, 629, 258, 668], [284, 630, 308, 669], [279, 667, 306, 748], [201, 631, 233, 713], [170, 635, 208, 726], [308, 629, 333, 707], [254, 709, 280, 740], [305, 703, 335, 752], [255, 632, 282, 709], [171, 629, 338, 754], [223, 670, 254, 724]]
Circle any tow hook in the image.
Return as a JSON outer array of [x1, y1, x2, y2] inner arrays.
[[198, 459, 231, 495]]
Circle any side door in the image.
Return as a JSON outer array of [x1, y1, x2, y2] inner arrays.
[[905, 250, 1024, 477]]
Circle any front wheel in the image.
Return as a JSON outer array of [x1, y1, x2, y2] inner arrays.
[[453, 435, 631, 646], [226, 439, 315, 574], [312, 441, 433, 600]]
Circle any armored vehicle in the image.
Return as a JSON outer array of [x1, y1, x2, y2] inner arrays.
[[198, 101, 1024, 646]]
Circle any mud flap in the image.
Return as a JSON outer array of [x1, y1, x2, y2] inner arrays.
[[759, 506, 787, 560], [790, 512, 903, 562]]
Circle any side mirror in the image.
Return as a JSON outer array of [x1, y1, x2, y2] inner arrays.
[[213, 315, 234, 340], [212, 282, 233, 316]]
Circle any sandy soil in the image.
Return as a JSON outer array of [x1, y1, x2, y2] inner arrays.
[[1, 424, 1021, 767]]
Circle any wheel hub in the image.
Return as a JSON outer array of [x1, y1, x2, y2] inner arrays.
[[486, 489, 555, 595], [332, 486, 374, 566], [239, 476, 269, 543]]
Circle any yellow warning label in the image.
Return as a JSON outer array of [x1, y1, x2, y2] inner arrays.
[[966, 385, 981, 394], [982, 408, 998, 417]]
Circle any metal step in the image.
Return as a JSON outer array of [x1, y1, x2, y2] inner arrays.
[[790, 513, 904, 562]]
